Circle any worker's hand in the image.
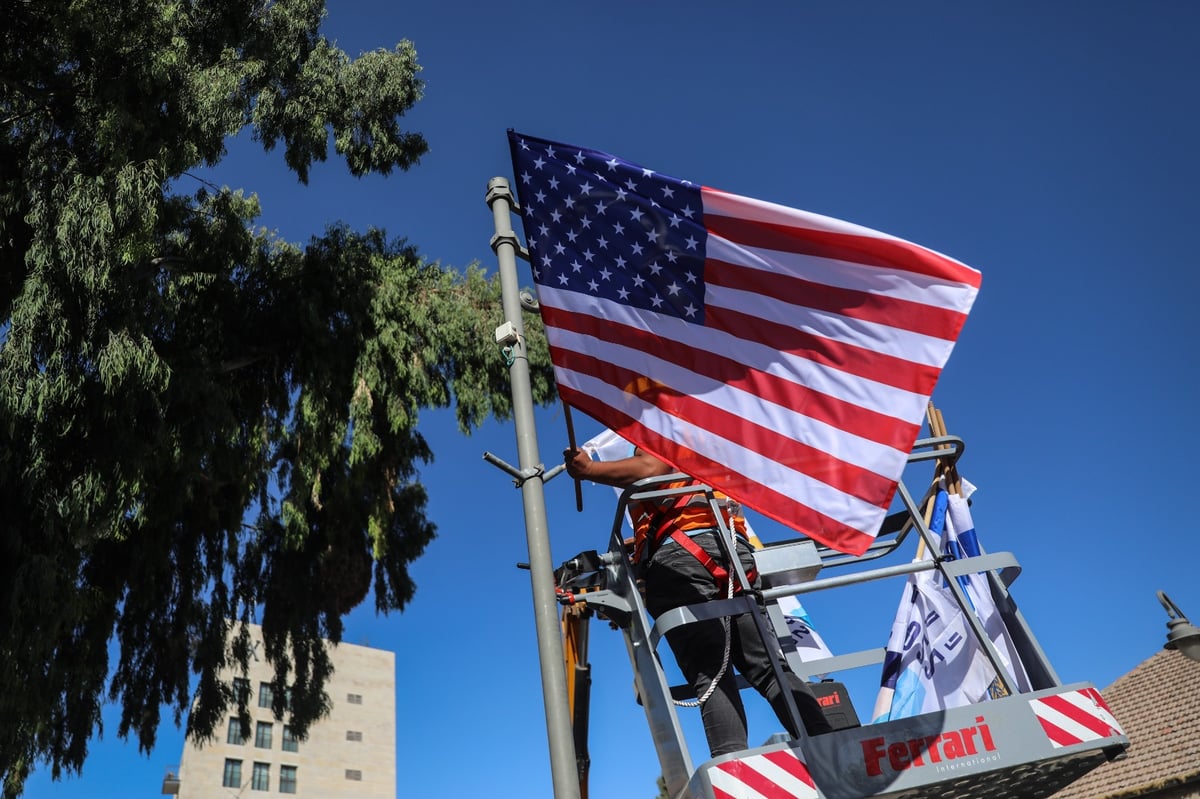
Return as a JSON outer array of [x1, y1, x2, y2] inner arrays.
[[563, 447, 593, 481]]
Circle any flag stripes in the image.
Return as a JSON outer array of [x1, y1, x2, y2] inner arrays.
[[557, 382, 886, 554], [703, 188, 983, 290], [540, 294, 931, 430]]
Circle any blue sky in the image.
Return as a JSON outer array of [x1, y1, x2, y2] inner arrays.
[[23, 3, 1200, 798]]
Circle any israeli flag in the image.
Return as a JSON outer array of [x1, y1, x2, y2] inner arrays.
[[871, 486, 1003, 722]]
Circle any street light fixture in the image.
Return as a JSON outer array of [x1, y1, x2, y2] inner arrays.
[[1157, 591, 1200, 663]]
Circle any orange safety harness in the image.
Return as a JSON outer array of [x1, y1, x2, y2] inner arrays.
[[636, 484, 758, 594]]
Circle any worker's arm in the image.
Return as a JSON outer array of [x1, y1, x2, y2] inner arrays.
[[563, 446, 675, 488]]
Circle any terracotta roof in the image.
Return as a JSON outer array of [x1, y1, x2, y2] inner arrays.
[[1052, 650, 1200, 799]]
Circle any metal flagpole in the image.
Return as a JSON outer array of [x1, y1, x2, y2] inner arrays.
[[485, 176, 581, 799]]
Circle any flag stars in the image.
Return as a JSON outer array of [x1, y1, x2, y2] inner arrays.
[[511, 135, 707, 325]]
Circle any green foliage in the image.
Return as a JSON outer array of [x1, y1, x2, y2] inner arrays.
[[0, 1, 555, 796]]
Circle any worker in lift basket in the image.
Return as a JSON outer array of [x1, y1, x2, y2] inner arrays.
[[564, 445, 832, 757]]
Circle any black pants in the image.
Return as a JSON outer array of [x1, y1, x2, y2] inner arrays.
[[643, 531, 832, 756]]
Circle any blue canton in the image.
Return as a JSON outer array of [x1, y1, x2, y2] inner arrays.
[[509, 133, 707, 323]]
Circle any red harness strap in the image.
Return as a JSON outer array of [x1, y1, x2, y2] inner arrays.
[[647, 490, 757, 595]]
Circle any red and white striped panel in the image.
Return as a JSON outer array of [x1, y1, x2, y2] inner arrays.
[[707, 748, 818, 799], [1029, 688, 1124, 749]]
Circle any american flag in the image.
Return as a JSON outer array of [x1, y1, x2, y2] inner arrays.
[[507, 131, 980, 555]]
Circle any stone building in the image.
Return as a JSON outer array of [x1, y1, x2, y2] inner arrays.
[[164, 623, 395, 799]]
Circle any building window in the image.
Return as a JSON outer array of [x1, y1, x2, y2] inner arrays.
[[251, 762, 270, 791], [226, 717, 245, 745], [282, 725, 299, 753], [254, 721, 272, 749], [346, 730, 363, 742], [279, 765, 297, 794], [222, 759, 242, 789], [345, 769, 363, 781], [346, 693, 363, 704], [232, 677, 251, 704], [257, 682, 275, 709]]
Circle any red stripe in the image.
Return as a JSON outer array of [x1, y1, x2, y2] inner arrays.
[[763, 750, 814, 787], [704, 305, 941, 396], [542, 305, 928, 446], [1039, 694, 1116, 739], [715, 759, 792, 799], [560, 387, 882, 554], [1081, 687, 1116, 717], [703, 208, 982, 289], [712, 787, 736, 799], [1035, 714, 1080, 748], [706, 257, 970, 342], [554, 349, 899, 506]]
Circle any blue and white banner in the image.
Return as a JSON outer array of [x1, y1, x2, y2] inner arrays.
[[871, 481, 1028, 722], [777, 595, 835, 665], [944, 488, 1031, 697]]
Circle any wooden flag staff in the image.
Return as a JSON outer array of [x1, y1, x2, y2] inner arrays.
[[916, 401, 957, 560]]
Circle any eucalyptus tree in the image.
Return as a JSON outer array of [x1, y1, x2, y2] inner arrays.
[[0, 1, 552, 794]]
